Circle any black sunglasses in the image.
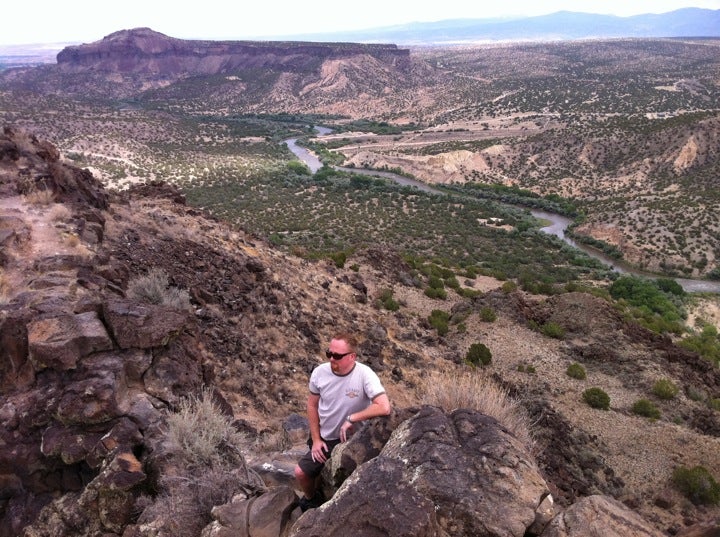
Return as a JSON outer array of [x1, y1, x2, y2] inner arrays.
[[326, 350, 353, 360]]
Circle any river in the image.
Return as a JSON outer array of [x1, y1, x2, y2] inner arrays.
[[285, 137, 720, 293]]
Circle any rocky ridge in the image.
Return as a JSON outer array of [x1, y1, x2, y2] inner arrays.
[[1, 127, 719, 536], [56, 28, 410, 76]]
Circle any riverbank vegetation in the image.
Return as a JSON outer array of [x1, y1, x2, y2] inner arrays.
[[609, 275, 687, 335], [440, 183, 580, 217], [184, 164, 612, 288]]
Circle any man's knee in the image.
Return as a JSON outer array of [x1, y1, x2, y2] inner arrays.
[[294, 464, 307, 482]]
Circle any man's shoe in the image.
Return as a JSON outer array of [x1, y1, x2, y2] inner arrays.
[[298, 491, 325, 512]]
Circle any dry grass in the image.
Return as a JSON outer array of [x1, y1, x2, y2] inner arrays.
[[24, 188, 55, 206], [422, 369, 535, 452], [165, 388, 248, 469], [0, 270, 9, 304], [49, 203, 72, 222], [138, 388, 266, 537], [64, 233, 80, 248], [127, 268, 192, 311]]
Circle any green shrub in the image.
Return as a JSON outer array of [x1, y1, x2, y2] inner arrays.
[[466, 343, 492, 367], [378, 288, 400, 311], [541, 321, 565, 339], [429, 309, 450, 336], [631, 398, 661, 419], [679, 324, 720, 366], [286, 160, 311, 175], [655, 278, 686, 297], [685, 386, 707, 402], [444, 276, 461, 290], [328, 251, 347, 268], [582, 387, 610, 410], [609, 275, 686, 335], [709, 398, 720, 411], [479, 307, 497, 322], [424, 287, 447, 299], [672, 466, 720, 505], [566, 362, 587, 380], [127, 268, 192, 311], [458, 287, 483, 298], [652, 379, 679, 400], [501, 281, 518, 293]]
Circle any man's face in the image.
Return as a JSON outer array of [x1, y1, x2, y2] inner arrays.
[[327, 338, 354, 373]]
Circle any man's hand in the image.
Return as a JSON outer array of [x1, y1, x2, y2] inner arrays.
[[311, 439, 329, 463], [340, 420, 354, 442]]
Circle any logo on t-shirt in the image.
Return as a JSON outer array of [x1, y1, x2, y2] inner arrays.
[[345, 388, 360, 399]]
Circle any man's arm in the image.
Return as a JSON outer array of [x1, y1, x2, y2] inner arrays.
[[307, 393, 329, 462], [350, 393, 391, 422], [339, 393, 391, 442]]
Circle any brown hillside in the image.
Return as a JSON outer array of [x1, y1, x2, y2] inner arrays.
[[1, 128, 719, 535]]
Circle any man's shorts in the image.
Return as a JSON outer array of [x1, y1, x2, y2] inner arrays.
[[297, 437, 341, 478]]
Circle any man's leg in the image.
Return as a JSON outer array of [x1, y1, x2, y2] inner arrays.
[[294, 439, 340, 510], [294, 463, 316, 499]]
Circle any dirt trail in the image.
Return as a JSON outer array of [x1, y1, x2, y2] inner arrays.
[[0, 196, 91, 301]]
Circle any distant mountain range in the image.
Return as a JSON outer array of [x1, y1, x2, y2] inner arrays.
[[1, 7, 719, 68], [274, 7, 720, 44]]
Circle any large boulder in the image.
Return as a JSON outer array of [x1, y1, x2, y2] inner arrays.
[[103, 298, 191, 349], [201, 485, 299, 537], [27, 311, 113, 371], [540, 495, 663, 537], [291, 405, 550, 537], [20, 451, 146, 536], [321, 406, 415, 496]]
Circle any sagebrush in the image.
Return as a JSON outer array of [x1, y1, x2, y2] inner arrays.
[[127, 268, 192, 310], [422, 370, 534, 452], [137, 388, 265, 537]]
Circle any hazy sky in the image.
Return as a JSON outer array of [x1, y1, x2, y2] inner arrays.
[[3, 0, 720, 46]]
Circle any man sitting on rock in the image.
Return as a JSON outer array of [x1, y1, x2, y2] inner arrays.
[[294, 332, 391, 511]]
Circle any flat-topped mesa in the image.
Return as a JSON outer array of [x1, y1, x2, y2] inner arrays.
[[56, 27, 411, 75]]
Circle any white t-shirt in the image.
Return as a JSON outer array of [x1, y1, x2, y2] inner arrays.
[[309, 362, 386, 441]]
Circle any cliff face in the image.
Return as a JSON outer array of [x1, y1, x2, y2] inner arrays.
[[55, 28, 411, 75]]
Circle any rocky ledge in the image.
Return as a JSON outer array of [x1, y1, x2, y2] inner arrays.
[[55, 28, 411, 75]]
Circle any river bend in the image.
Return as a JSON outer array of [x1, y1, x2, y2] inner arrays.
[[285, 138, 719, 293]]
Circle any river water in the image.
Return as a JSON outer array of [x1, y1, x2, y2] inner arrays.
[[285, 138, 719, 293]]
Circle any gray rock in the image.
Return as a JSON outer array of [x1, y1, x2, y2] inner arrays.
[[540, 495, 663, 537], [103, 298, 190, 349], [203, 486, 298, 537], [675, 519, 720, 537], [292, 405, 550, 537], [28, 311, 113, 370]]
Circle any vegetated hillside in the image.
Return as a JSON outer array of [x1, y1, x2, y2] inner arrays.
[[320, 40, 720, 278], [1, 126, 719, 536], [0, 35, 719, 278]]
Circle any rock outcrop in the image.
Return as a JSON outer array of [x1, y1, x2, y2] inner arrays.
[[541, 495, 662, 537], [0, 126, 208, 535], [291, 405, 550, 537], [1, 126, 714, 536], [56, 28, 410, 76]]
